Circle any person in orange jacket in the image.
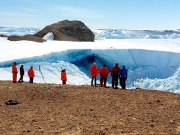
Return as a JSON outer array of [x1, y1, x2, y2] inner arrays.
[[61, 69, 67, 84], [89, 63, 99, 86], [12, 62, 18, 83], [28, 67, 35, 83], [99, 64, 109, 87], [111, 62, 120, 89]]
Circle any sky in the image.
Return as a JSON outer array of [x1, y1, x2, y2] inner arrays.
[[0, 0, 180, 30]]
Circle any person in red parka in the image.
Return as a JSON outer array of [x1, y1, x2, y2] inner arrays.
[[28, 67, 35, 83], [89, 63, 98, 86], [111, 62, 120, 89], [61, 69, 67, 84], [12, 62, 18, 83], [99, 64, 109, 87]]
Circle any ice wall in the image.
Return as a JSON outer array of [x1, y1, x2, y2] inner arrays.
[[1, 49, 180, 80]]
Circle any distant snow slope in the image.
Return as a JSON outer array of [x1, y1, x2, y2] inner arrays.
[[0, 27, 40, 36], [1, 27, 180, 39], [94, 29, 180, 39]]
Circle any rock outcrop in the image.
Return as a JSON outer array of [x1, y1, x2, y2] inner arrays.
[[7, 20, 95, 42], [0, 34, 8, 37], [8, 34, 46, 42], [34, 20, 94, 42]]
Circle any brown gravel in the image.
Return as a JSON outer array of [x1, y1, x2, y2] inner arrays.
[[0, 80, 180, 135]]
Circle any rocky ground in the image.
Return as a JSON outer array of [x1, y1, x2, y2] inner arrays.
[[0, 81, 180, 135]]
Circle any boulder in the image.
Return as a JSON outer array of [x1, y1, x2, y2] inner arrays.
[[34, 20, 94, 42], [7, 20, 94, 42], [5, 99, 19, 105]]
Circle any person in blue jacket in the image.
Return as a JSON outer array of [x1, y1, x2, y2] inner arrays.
[[119, 65, 128, 89]]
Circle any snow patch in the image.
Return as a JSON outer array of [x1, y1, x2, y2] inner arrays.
[[43, 32, 54, 40]]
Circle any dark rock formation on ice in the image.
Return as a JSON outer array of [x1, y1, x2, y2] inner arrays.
[[8, 34, 46, 42], [34, 20, 94, 42], [7, 20, 94, 42], [0, 34, 8, 37]]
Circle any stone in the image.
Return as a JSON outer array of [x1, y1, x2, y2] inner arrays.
[[34, 20, 94, 42], [5, 99, 19, 105], [7, 20, 94, 42]]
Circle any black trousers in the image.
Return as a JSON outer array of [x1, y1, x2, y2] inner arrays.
[[29, 77, 34, 83], [91, 77, 96, 86], [112, 76, 118, 88], [18, 75, 23, 82], [120, 78, 126, 89], [62, 80, 66, 84]]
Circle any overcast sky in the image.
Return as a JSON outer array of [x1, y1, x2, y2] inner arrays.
[[0, 0, 180, 30]]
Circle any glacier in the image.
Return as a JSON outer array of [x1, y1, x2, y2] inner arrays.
[[94, 29, 180, 39], [0, 27, 180, 94], [0, 27, 40, 36]]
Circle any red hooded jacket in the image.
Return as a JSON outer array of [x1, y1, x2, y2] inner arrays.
[[100, 66, 109, 77], [28, 68, 35, 77], [61, 71, 67, 81], [89, 64, 98, 77], [111, 63, 120, 77], [12, 64, 17, 74]]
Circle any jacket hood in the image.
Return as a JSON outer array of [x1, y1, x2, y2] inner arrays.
[[115, 63, 118, 67]]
